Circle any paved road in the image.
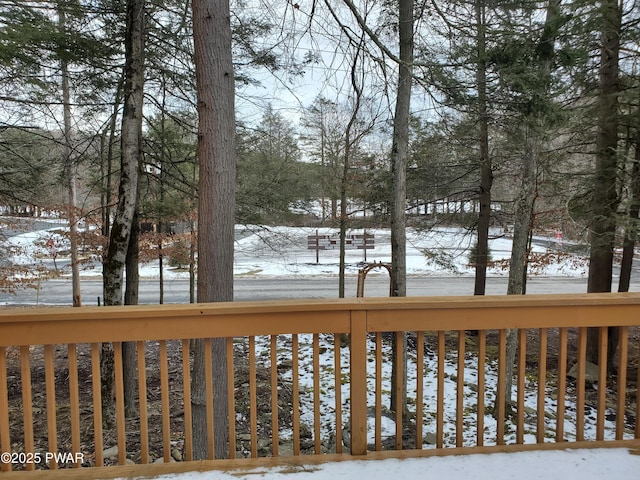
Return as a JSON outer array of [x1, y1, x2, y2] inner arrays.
[[4, 275, 638, 306]]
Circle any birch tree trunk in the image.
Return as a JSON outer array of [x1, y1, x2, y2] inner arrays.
[[123, 205, 140, 417], [101, 0, 145, 425]]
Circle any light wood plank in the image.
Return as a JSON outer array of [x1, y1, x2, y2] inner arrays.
[[537, 329, 548, 444], [159, 341, 171, 462], [0, 347, 11, 472], [270, 335, 279, 457], [292, 334, 300, 456], [137, 341, 149, 464], [20, 346, 34, 471], [477, 330, 486, 447], [313, 334, 321, 454], [44, 345, 57, 469], [556, 328, 567, 442], [113, 342, 126, 465], [416, 331, 424, 449], [91, 343, 103, 467], [334, 334, 343, 455], [349, 311, 368, 456]]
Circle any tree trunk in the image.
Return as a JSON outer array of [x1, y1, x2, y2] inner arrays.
[[338, 143, 350, 299], [191, 0, 236, 460], [389, 0, 413, 416], [158, 82, 167, 305], [123, 206, 140, 417], [618, 133, 640, 294], [338, 47, 364, 299], [499, 0, 562, 417], [58, 4, 81, 307], [474, 0, 492, 297], [586, 0, 621, 365], [101, 76, 123, 241], [101, 0, 145, 425], [502, 128, 537, 417]]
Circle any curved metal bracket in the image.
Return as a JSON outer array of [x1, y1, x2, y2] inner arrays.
[[356, 262, 392, 297]]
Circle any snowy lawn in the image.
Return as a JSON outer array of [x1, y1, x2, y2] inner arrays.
[[120, 448, 640, 480], [3, 224, 589, 280]]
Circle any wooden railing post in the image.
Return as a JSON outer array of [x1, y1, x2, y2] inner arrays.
[[350, 310, 368, 456]]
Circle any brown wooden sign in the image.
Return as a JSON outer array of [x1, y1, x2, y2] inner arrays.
[[307, 233, 374, 250]]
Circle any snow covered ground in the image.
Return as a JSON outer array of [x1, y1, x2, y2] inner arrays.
[[6, 222, 639, 479], [129, 448, 640, 480], [3, 224, 589, 280]]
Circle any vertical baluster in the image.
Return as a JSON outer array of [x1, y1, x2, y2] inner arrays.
[[596, 327, 608, 441], [375, 332, 382, 451], [636, 334, 640, 440], [113, 342, 126, 465], [537, 329, 548, 444], [292, 334, 300, 456], [416, 331, 424, 450], [556, 328, 568, 442], [137, 341, 149, 464], [20, 346, 34, 470], [91, 343, 103, 467], [44, 345, 57, 469], [477, 330, 486, 447], [516, 329, 527, 444], [576, 327, 587, 441], [0, 347, 11, 472], [334, 334, 342, 454], [204, 338, 214, 459], [313, 334, 321, 454], [68, 344, 81, 467], [270, 335, 279, 457], [436, 331, 444, 448], [226, 337, 236, 459], [181, 340, 193, 462], [395, 331, 403, 450], [159, 340, 171, 462], [249, 336, 257, 458], [616, 326, 628, 440], [496, 330, 506, 445], [456, 330, 465, 447]]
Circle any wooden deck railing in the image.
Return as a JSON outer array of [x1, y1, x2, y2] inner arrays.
[[1, 293, 639, 478]]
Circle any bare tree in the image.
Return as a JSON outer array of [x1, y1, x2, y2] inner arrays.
[[101, 0, 146, 424], [57, 1, 82, 307], [388, 0, 414, 416], [191, 0, 236, 460]]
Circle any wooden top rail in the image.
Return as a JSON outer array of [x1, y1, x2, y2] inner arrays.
[[1, 293, 639, 346]]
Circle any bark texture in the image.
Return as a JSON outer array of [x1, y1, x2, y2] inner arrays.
[[587, 0, 621, 364], [389, 0, 413, 416], [191, 0, 236, 460], [101, 0, 145, 426], [473, 0, 492, 297]]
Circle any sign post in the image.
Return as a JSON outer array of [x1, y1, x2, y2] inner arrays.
[[307, 231, 374, 264]]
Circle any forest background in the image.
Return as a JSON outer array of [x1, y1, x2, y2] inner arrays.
[[0, 0, 639, 461]]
